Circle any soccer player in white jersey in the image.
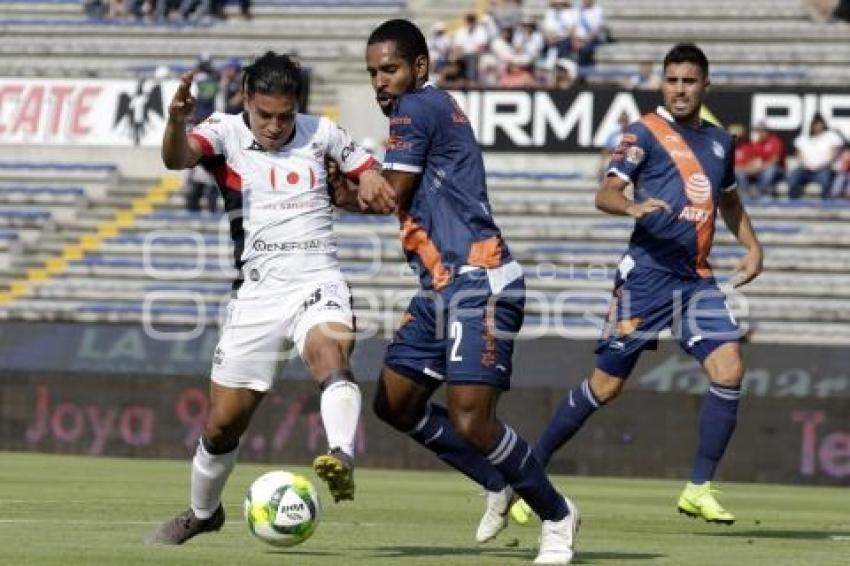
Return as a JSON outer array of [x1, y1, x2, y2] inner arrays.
[[147, 51, 395, 545]]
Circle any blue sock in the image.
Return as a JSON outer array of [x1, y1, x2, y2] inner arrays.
[[534, 379, 601, 468], [408, 404, 507, 492], [691, 383, 740, 484], [488, 424, 568, 521]]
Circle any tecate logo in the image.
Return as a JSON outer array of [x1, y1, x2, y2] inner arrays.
[[685, 173, 711, 203]]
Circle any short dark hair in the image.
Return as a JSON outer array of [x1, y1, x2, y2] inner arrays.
[[242, 51, 302, 98], [367, 19, 429, 67], [662, 43, 709, 77]]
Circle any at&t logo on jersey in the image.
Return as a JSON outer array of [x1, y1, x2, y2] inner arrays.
[[684, 173, 711, 203], [679, 206, 709, 223]]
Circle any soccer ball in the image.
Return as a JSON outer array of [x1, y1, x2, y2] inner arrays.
[[243, 470, 321, 547]]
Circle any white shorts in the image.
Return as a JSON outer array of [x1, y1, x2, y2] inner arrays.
[[210, 275, 354, 392]]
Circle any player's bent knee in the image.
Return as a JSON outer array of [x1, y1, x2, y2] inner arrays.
[[201, 426, 239, 454], [589, 370, 625, 403], [448, 410, 494, 452]]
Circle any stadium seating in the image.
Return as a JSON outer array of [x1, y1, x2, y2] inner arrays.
[[2, 160, 850, 344]]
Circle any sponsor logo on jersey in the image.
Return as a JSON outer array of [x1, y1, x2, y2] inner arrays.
[[712, 140, 725, 159], [670, 148, 695, 160], [390, 116, 412, 126], [387, 134, 412, 152], [684, 172, 711, 203], [302, 288, 322, 310], [212, 346, 224, 365], [252, 239, 331, 253], [625, 145, 645, 165], [679, 206, 710, 223], [340, 141, 357, 163]]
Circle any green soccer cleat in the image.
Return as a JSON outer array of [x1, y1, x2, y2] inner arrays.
[[677, 482, 736, 525], [313, 448, 355, 503], [510, 498, 532, 525]]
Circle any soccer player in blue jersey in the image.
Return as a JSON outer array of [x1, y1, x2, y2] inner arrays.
[[364, 19, 578, 564], [514, 43, 763, 526]]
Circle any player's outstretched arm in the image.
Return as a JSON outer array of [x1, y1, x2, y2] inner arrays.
[[595, 175, 671, 219], [719, 189, 763, 287], [162, 71, 203, 170]]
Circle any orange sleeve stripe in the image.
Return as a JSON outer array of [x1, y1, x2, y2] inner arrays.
[[399, 213, 451, 290], [467, 236, 503, 268], [641, 113, 715, 278]]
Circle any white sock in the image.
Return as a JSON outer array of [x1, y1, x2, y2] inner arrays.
[[191, 440, 238, 519], [320, 380, 362, 459]]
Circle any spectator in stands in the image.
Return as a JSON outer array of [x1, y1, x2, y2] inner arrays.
[[627, 61, 661, 90], [191, 53, 221, 124], [805, 0, 840, 22], [554, 57, 579, 89], [598, 111, 631, 179], [500, 62, 537, 88], [787, 113, 844, 198], [541, 0, 577, 64], [829, 145, 850, 198], [730, 124, 759, 198], [84, 0, 108, 18], [185, 163, 220, 214], [748, 122, 786, 198], [573, 0, 608, 66], [211, 0, 252, 20], [436, 56, 467, 89], [835, 0, 850, 21], [428, 21, 452, 75], [489, 0, 523, 32], [109, 0, 128, 18], [182, 0, 213, 21], [484, 26, 522, 84], [512, 16, 545, 68], [218, 58, 244, 114], [452, 12, 490, 84]]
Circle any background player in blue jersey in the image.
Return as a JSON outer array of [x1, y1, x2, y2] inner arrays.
[[513, 43, 763, 526], [365, 19, 578, 565]]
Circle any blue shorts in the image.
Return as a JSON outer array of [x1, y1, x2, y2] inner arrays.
[[595, 266, 740, 378], [384, 265, 525, 391]]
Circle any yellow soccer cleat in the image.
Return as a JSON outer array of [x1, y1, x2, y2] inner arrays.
[[313, 448, 355, 503], [510, 498, 532, 525], [677, 482, 736, 525]]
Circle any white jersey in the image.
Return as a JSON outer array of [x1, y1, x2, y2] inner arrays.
[[189, 112, 376, 289]]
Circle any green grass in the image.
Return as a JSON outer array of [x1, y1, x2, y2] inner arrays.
[[0, 452, 847, 565]]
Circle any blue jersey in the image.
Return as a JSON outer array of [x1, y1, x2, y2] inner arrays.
[[608, 107, 736, 279], [383, 84, 511, 290]]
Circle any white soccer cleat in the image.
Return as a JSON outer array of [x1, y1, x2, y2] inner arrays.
[[533, 496, 579, 565], [476, 485, 514, 543]]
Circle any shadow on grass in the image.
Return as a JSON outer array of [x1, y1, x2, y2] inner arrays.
[[696, 529, 850, 541], [573, 552, 666, 563], [372, 546, 664, 562], [265, 549, 343, 556], [370, 546, 531, 559]]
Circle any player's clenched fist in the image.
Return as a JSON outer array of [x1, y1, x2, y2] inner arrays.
[[168, 71, 196, 124], [357, 168, 397, 214]]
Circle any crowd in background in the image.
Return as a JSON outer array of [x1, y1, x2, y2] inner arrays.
[[429, 0, 610, 90], [731, 114, 849, 200], [84, 0, 252, 22]]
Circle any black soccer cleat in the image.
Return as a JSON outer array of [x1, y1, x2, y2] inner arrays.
[[145, 504, 225, 545]]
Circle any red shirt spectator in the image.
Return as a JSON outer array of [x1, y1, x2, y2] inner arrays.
[[734, 139, 759, 170], [751, 124, 786, 168]]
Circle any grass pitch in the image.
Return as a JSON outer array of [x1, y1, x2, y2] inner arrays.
[[0, 452, 847, 565]]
